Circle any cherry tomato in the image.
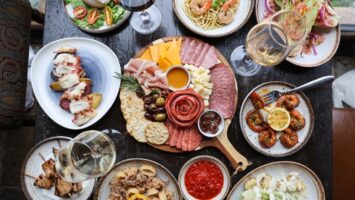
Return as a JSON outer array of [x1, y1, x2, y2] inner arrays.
[[104, 6, 113, 25], [87, 8, 100, 25], [73, 6, 87, 19]]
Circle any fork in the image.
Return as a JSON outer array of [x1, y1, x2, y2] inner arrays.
[[261, 76, 335, 105]]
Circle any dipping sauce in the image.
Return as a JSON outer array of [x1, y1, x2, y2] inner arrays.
[[167, 67, 189, 90], [199, 111, 222, 134], [185, 160, 223, 199]]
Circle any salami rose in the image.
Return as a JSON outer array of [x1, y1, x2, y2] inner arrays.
[[165, 88, 205, 127]]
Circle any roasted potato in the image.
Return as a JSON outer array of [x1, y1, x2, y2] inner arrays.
[[88, 93, 102, 109]]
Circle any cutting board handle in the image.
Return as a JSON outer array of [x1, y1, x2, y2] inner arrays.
[[216, 120, 249, 171]]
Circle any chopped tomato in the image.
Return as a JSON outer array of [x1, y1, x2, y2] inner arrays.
[[113, 0, 119, 4], [87, 8, 100, 25], [73, 6, 87, 19], [104, 6, 113, 25]]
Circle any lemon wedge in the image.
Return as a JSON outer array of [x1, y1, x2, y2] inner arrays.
[[267, 107, 290, 131]]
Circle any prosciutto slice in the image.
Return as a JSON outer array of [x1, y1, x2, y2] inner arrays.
[[124, 58, 168, 90], [209, 64, 236, 118]]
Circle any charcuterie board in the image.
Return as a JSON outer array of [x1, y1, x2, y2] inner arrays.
[[120, 36, 248, 171]]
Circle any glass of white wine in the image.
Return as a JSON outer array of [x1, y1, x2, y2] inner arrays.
[[230, 9, 308, 77], [55, 129, 126, 183]]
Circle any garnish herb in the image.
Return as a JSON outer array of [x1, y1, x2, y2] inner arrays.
[[114, 73, 144, 96]]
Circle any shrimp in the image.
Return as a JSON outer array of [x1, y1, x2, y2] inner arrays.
[[190, 0, 212, 16], [250, 92, 265, 110], [246, 110, 267, 132], [259, 130, 277, 148], [218, 0, 239, 24], [290, 110, 305, 130], [276, 94, 300, 111], [279, 128, 298, 148]]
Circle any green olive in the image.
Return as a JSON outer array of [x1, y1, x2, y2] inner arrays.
[[154, 113, 167, 122], [149, 104, 157, 112], [156, 97, 165, 107]]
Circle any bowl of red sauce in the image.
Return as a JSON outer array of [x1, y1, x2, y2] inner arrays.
[[197, 110, 225, 138], [179, 155, 230, 200]]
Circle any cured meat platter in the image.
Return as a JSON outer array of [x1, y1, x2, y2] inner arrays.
[[119, 36, 248, 171]]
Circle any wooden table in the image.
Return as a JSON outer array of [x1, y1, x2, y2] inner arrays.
[[36, 0, 333, 198]]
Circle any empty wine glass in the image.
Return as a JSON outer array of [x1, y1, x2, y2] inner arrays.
[[230, 9, 308, 76], [55, 129, 126, 183], [119, 0, 161, 34]]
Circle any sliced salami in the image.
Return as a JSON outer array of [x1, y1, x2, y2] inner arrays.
[[176, 128, 184, 149], [187, 127, 202, 151], [209, 64, 236, 118], [188, 41, 203, 64], [182, 128, 191, 151], [183, 39, 197, 64]]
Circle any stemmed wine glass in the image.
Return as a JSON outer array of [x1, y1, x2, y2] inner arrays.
[[119, 0, 162, 34], [230, 9, 308, 77], [55, 129, 126, 183]]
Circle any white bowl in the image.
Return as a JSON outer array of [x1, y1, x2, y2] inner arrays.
[[166, 66, 191, 91], [178, 155, 230, 200], [31, 37, 121, 130], [197, 110, 225, 138], [173, 0, 254, 37]]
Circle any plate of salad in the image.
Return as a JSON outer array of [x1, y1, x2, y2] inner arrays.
[[63, 0, 131, 34], [256, 0, 341, 67], [227, 161, 325, 200]]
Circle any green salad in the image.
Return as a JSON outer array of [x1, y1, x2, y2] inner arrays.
[[64, 0, 126, 30]]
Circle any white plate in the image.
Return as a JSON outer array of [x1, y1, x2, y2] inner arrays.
[[173, 0, 254, 37], [21, 137, 96, 200], [31, 37, 121, 130], [239, 82, 314, 157], [94, 158, 182, 200], [63, 1, 131, 34], [255, 0, 340, 67], [227, 161, 325, 200], [178, 156, 230, 200]]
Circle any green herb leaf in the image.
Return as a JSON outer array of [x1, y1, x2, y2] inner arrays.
[[112, 6, 125, 23], [114, 73, 144, 95], [212, 0, 226, 9]]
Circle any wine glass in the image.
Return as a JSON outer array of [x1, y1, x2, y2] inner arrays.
[[55, 129, 126, 183], [119, 0, 162, 34], [230, 9, 308, 77]]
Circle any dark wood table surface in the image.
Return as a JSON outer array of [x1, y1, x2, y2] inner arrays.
[[35, 0, 333, 198]]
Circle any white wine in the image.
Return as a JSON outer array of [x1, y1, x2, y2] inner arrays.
[[55, 130, 116, 183], [246, 22, 289, 67]]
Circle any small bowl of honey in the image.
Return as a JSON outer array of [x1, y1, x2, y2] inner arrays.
[[166, 66, 190, 91]]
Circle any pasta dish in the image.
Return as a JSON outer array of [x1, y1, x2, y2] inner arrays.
[[182, 0, 239, 30]]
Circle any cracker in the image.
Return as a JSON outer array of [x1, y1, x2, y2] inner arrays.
[[120, 90, 144, 121], [144, 122, 169, 145], [126, 112, 145, 134], [131, 119, 151, 143]]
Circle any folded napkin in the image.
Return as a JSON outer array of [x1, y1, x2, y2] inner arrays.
[[333, 69, 355, 108], [26, 46, 35, 111]]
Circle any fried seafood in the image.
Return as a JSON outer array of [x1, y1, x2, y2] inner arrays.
[[246, 110, 267, 132], [258, 130, 277, 148], [290, 110, 305, 131], [276, 94, 300, 111], [280, 128, 299, 148], [250, 92, 265, 110], [109, 165, 173, 200]]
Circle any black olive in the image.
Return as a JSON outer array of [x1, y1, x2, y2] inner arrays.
[[144, 112, 155, 121], [144, 96, 154, 104], [144, 104, 149, 110], [155, 107, 166, 113], [152, 93, 160, 100]]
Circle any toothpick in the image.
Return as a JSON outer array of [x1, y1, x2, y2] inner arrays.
[[38, 152, 46, 161], [24, 173, 37, 179]]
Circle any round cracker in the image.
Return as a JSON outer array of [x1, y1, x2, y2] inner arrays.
[[120, 92, 144, 121], [144, 122, 169, 145], [126, 112, 145, 134], [131, 118, 151, 143]]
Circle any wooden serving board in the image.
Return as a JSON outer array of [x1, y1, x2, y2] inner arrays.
[[131, 36, 249, 171]]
